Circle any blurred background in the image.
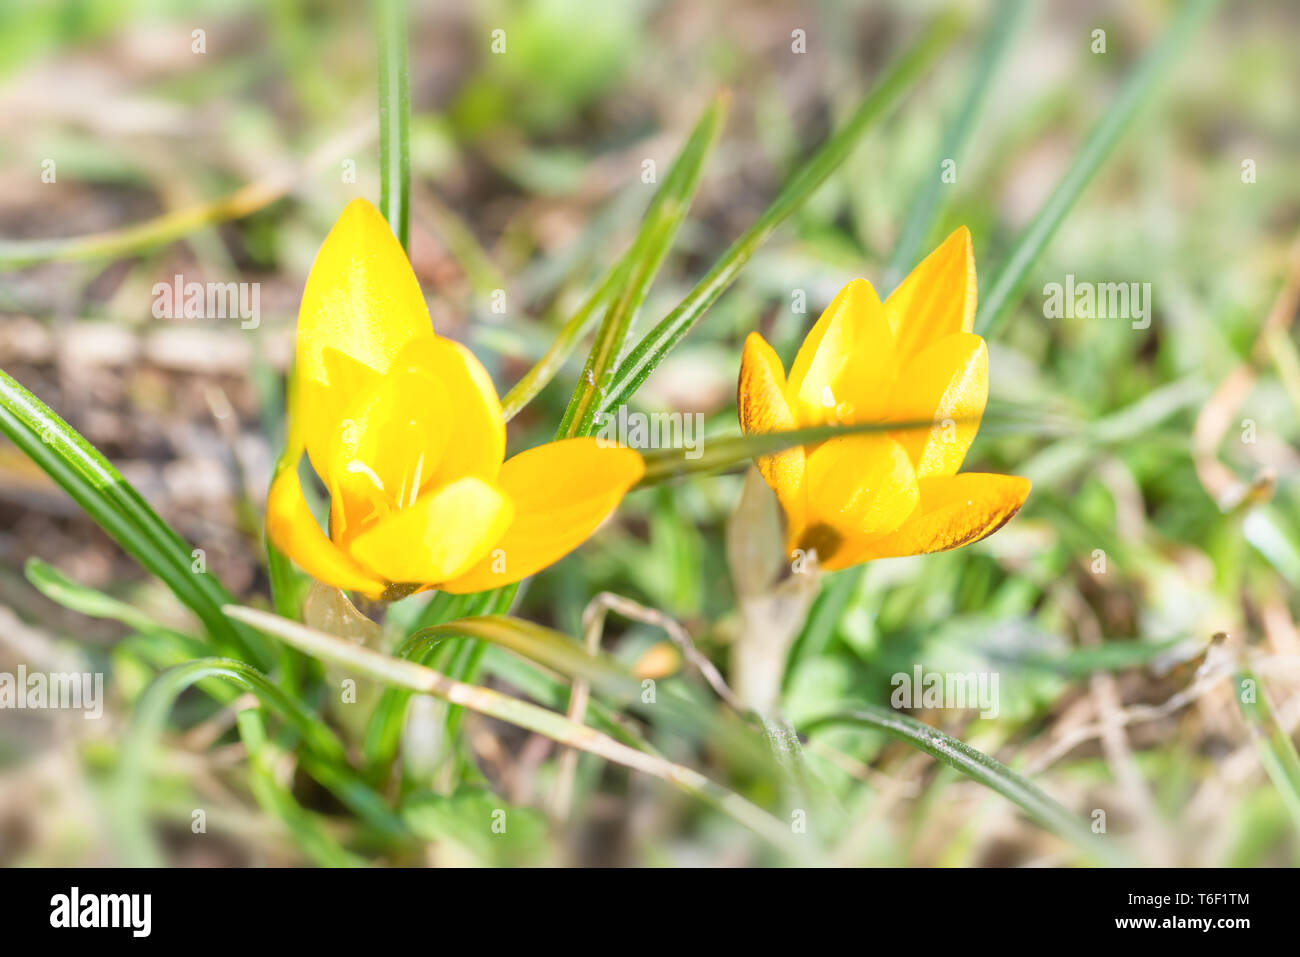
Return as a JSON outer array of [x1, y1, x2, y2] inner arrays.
[[1, 0, 1298, 866]]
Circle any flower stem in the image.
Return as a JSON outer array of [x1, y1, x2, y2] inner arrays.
[[377, 0, 411, 250]]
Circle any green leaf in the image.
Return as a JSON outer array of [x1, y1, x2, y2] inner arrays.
[[597, 11, 964, 415], [1244, 507, 1300, 587], [556, 90, 729, 438], [502, 93, 730, 424], [225, 604, 799, 853], [1234, 668, 1300, 832], [117, 657, 401, 866], [0, 183, 295, 267], [386, 611, 779, 787], [0, 368, 268, 666], [634, 415, 979, 487], [235, 709, 365, 868], [500, 258, 629, 421], [361, 586, 511, 773], [402, 789, 548, 865], [411, 614, 639, 694], [885, 0, 1030, 290], [975, 0, 1220, 337], [25, 556, 177, 637], [803, 707, 1131, 865]]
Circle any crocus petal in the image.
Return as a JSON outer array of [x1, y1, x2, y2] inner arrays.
[[301, 347, 382, 487], [266, 464, 386, 599], [440, 438, 643, 593], [347, 476, 513, 585], [327, 361, 453, 543], [297, 199, 432, 478], [845, 472, 1030, 563], [798, 434, 919, 570], [738, 332, 805, 524], [394, 335, 506, 485], [888, 332, 988, 478], [785, 279, 896, 424], [884, 226, 976, 365]]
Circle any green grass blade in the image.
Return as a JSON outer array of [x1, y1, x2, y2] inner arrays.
[[0, 368, 267, 666], [500, 259, 631, 421], [26, 556, 175, 636], [381, 611, 777, 782], [503, 93, 729, 425], [412, 615, 641, 696], [226, 604, 800, 854], [803, 707, 1131, 865], [1234, 669, 1300, 831], [0, 124, 375, 268], [556, 91, 729, 438], [266, 442, 306, 623], [885, 0, 1030, 290], [635, 414, 981, 486], [235, 709, 365, 868], [377, 0, 411, 250], [597, 12, 963, 416], [361, 587, 510, 772], [116, 657, 393, 866], [975, 0, 1219, 337], [0, 182, 293, 268]]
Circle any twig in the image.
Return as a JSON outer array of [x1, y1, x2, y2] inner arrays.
[[551, 591, 744, 821], [1192, 233, 1300, 509]]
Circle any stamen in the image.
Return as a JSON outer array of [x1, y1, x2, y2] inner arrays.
[[406, 452, 424, 509], [345, 460, 386, 493]]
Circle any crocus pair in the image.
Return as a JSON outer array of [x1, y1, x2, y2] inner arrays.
[[269, 203, 1028, 598]]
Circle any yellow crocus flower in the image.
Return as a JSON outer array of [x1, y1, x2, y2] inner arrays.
[[737, 227, 1030, 571], [267, 199, 644, 600]]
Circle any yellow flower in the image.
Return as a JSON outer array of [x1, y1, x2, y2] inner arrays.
[[737, 227, 1029, 571], [267, 199, 644, 600]]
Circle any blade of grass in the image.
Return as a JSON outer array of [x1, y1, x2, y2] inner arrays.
[[803, 707, 1131, 866], [885, 0, 1030, 290], [23, 556, 245, 699], [226, 604, 800, 854], [26, 556, 185, 638], [556, 91, 729, 438], [502, 93, 730, 424], [265, 373, 305, 624], [480, 645, 659, 754], [411, 615, 642, 698], [975, 0, 1219, 337], [366, 608, 777, 791], [235, 709, 365, 868], [117, 657, 400, 866], [377, 0, 410, 251], [0, 123, 374, 267], [634, 413, 982, 486], [500, 258, 631, 421], [0, 368, 267, 666], [1234, 668, 1300, 831], [598, 11, 964, 416], [361, 586, 512, 772]]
